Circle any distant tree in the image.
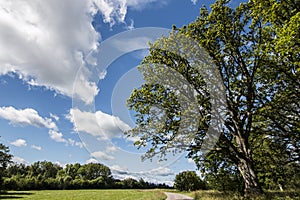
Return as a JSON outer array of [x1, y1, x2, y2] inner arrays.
[[122, 178, 139, 189], [64, 163, 81, 179], [174, 171, 205, 191], [0, 142, 12, 190], [78, 163, 112, 182], [6, 163, 28, 177], [40, 161, 62, 179]]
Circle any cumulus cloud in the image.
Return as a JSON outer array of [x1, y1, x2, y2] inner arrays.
[[31, 145, 42, 150], [91, 151, 115, 160], [67, 108, 130, 140], [93, 0, 164, 27], [0, 106, 57, 130], [0, 0, 99, 104], [0, 0, 167, 104], [11, 139, 27, 147], [12, 156, 29, 165], [49, 130, 67, 143], [0, 106, 83, 146]]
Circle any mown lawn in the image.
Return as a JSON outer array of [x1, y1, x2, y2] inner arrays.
[[0, 189, 166, 200]]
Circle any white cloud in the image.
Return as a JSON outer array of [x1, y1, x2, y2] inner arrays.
[[106, 145, 117, 153], [0, 0, 99, 104], [93, 0, 164, 27], [12, 156, 29, 165], [111, 165, 174, 186], [148, 167, 174, 177], [49, 130, 67, 143], [68, 138, 84, 148], [10, 139, 27, 147], [0, 0, 167, 104], [91, 151, 115, 160], [0, 106, 57, 130], [31, 145, 42, 151], [67, 109, 102, 136], [86, 158, 99, 163], [54, 161, 67, 168], [50, 113, 59, 121], [51, 133, 85, 147], [126, 19, 134, 30], [111, 165, 129, 174], [190, 0, 198, 5], [0, 106, 82, 145], [67, 108, 130, 140], [95, 110, 131, 139]]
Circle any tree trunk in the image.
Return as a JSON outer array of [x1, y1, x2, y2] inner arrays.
[[238, 157, 263, 198]]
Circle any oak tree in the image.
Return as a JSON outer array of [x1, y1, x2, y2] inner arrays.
[[126, 0, 299, 197]]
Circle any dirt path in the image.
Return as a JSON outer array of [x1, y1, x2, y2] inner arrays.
[[164, 192, 193, 200]]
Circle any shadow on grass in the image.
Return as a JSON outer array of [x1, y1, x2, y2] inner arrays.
[[193, 190, 300, 200], [0, 191, 33, 199]]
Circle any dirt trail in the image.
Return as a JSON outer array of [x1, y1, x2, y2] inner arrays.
[[164, 192, 193, 200]]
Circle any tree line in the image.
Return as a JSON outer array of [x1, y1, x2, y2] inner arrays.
[[0, 158, 171, 191]]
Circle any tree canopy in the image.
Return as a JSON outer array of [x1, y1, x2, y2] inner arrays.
[[126, 0, 299, 197], [0, 142, 12, 190], [174, 171, 206, 191]]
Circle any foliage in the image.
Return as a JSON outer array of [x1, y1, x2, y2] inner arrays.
[[203, 163, 243, 193], [0, 142, 12, 190], [174, 171, 206, 191], [2, 160, 171, 191], [125, 0, 299, 197]]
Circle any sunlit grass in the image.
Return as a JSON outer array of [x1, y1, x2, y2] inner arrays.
[[0, 189, 166, 200]]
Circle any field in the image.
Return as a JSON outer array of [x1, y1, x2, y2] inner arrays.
[[179, 190, 300, 200], [0, 189, 166, 200], [162, 189, 300, 200], [1, 189, 299, 200]]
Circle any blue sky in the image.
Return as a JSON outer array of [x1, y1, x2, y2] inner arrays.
[[0, 0, 241, 184]]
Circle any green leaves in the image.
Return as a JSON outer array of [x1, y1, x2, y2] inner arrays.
[[0, 142, 12, 190], [126, 0, 299, 196], [174, 170, 206, 191]]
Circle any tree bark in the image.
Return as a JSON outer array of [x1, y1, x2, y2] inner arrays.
[[238, 156, 263, 198]]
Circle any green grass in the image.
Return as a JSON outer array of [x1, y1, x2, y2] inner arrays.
[[190, 190, 300, 200], [163, 189, 300, 200], [0, 189, 166, 200]]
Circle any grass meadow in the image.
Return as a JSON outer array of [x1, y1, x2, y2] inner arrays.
[[182, 190, 300, 200], [0, 189, 166, 200], [1, 189, 299, 199]]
